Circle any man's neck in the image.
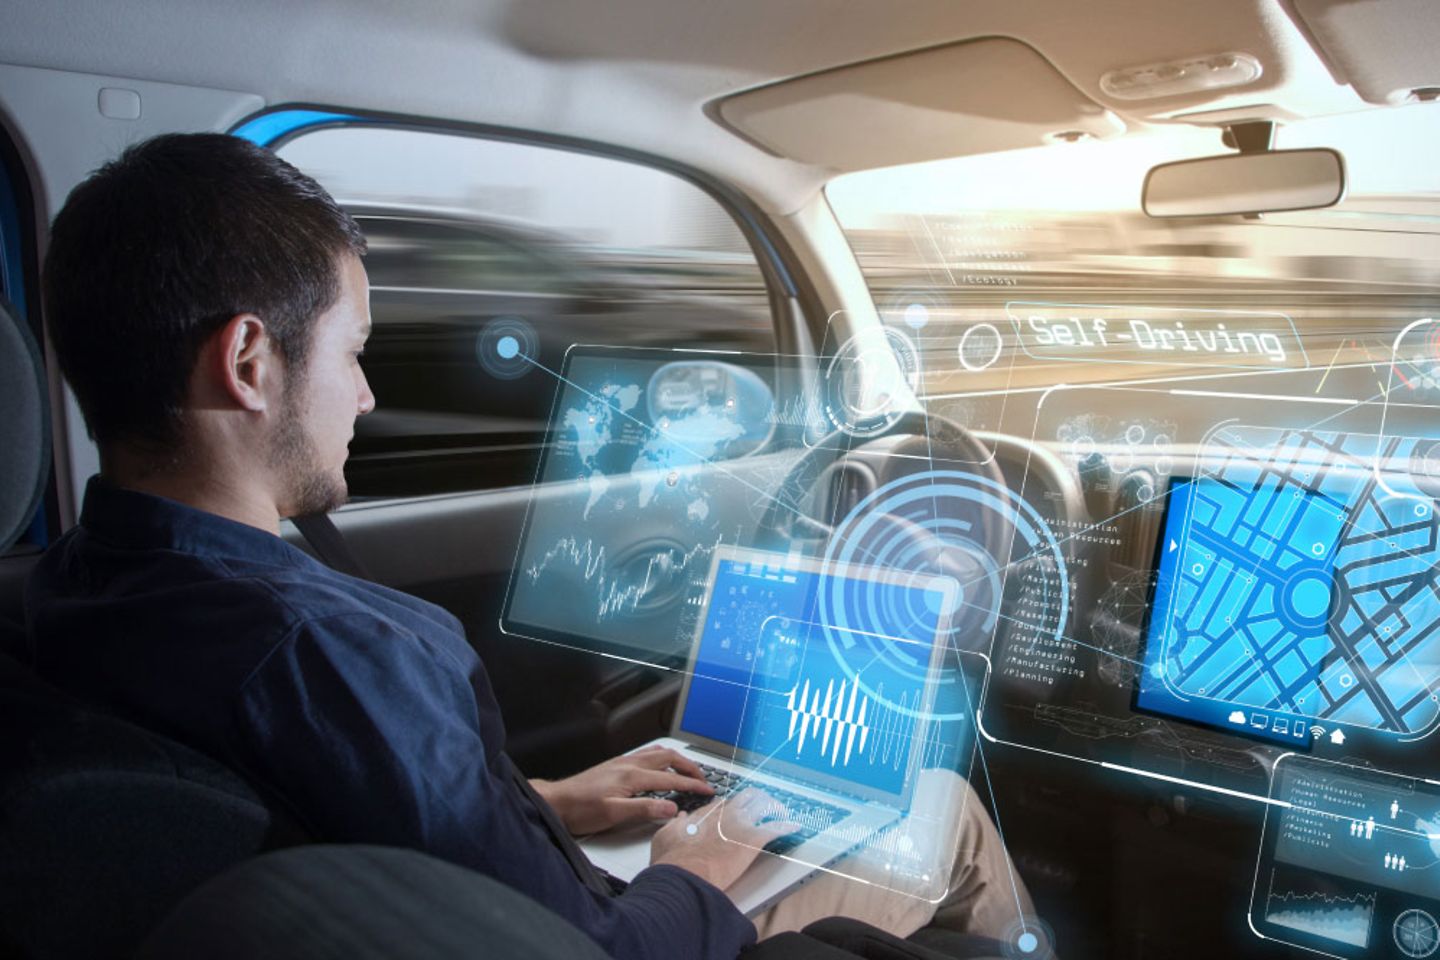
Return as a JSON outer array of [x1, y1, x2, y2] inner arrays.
[[102, 447, 282, 536]]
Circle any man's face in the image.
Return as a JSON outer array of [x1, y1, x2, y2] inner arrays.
[[270, 255, 375, 518]]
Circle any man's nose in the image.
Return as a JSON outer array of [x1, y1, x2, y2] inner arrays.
[[356, 368, 376, 416]]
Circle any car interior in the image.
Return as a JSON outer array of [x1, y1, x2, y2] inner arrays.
[[2, 1, 1439, 957]]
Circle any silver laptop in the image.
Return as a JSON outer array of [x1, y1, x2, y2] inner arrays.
[[581, 545, 957, 916]]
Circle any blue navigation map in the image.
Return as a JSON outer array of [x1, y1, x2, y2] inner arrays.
[[1145, 426, 1440, 737]]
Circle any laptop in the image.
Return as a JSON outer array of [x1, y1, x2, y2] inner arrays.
[[580, 545, 958, 916]]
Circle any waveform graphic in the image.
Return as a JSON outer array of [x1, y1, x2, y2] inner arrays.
[[527, 536, 607, 584], [525, 536, 716, 621], [785, 678, 925, 772], [767, 393, 824, 428], [1265, 886, 1375, 949]]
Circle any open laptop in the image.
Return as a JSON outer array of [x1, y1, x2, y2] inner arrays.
[[581, 544, 958, 916]]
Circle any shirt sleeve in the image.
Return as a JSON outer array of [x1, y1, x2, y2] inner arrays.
[[236, 612, 755, 960]]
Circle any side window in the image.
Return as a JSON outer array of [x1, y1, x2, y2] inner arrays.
[[276, 128, 777, 499]]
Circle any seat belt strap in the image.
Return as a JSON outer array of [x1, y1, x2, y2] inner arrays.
[[291, 512, 373, 580]]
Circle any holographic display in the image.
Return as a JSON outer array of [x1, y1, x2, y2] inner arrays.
[[1140, 425, 1440, 741], [1253, 756, 1440, 958], [503, 347, 814, 661]]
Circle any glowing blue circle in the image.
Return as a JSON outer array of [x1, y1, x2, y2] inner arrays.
[[820, 470, 1069, 721], [904, 302, 930, 329], [1017, 933, 1038, 953], [924, 576, 961, 615], [477, 316, 538, 380], [1290, 575, 1330, 619]]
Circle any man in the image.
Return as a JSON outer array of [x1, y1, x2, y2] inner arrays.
[[26, 133, 1031, 958]]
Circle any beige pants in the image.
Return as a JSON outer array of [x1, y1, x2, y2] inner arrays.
[[752, 772, 1034, 942]]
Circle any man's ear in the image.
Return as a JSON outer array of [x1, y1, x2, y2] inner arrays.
[[211, 313, 278, 412]]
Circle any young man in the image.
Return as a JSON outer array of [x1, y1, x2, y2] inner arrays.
[[26, 134, 1031, 958]]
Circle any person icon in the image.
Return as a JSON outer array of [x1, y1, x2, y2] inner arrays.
[[1392, 800, 1401, 820], [1366, 817, 1375, 839]]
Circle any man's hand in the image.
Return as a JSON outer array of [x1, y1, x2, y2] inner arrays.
[[649, 788, 804, 892], [531, 746, 714, 836]]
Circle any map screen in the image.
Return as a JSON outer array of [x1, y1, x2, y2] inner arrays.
[[1139, 427, 1440, 744]]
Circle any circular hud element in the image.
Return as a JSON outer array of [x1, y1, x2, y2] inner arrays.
[[999, 916, 1057, 960], [957, 322, 1005, 372], [477, 316, 539, 379], [818, 470, 1069, 720], [881, 290, 946, 331], [823, 328, 921, 438]]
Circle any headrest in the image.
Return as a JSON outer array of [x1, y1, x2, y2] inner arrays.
[[0, 295, 49, 553]]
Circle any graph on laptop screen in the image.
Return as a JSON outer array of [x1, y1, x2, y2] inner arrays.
[[679, 548, 963, 805]]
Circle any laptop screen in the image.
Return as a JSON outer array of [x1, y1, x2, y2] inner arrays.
[[678, 547, 959, 806]]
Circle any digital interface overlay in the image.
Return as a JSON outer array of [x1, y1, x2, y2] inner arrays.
[[1139, 426, 1440, 743], [676, 546, 987, 901], [1254, 757, 1440, 959], [678, 547, 970, 805]]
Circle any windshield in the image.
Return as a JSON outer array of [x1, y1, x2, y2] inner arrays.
[[827, 103, 1440, 400]]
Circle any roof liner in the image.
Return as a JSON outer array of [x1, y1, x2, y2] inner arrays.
[[0, 0, 1368, 213]]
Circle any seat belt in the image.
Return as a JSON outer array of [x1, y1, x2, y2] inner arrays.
[[291, 512, 373, 580], [290, 511, 618, 897]]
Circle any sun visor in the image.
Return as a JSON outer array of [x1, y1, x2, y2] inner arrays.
[[714, 36, 1124, 172], [1291, 0, 1440, 104]]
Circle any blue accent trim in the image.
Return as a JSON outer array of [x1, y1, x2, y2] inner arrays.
[[0, 141, 46, 547], [231, 110, 361, 147], [0, 154, 24, 318]]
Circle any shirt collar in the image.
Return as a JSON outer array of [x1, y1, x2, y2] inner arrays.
[[78, 475, 308, 568]]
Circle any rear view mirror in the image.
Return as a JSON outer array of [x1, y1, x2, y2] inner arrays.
[[1143, 148, 1345, 218]]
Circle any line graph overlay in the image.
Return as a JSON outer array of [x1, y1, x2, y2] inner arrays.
[[1264, 869, 1375, 950]]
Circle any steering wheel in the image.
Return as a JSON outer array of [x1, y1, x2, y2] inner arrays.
[[755, 409, 1009, 556]]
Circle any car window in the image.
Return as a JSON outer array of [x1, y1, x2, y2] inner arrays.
[[360, 216, 579, 295], [277, 127, 777, 499]]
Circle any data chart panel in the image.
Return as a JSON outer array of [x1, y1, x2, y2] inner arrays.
[[1253, 756, 1440, 958]]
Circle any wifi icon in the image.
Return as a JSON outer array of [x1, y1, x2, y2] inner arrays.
[[1309, 725, 1327, 739]]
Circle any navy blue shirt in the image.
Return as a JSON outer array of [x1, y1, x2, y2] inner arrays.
[[24, 477, 754, 959]]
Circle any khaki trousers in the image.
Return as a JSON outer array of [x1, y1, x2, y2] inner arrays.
[[752, 772, 1033, 942]]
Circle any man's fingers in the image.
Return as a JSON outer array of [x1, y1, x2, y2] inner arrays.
[[611, 796, 680, 822], [630, 768, 713, 796], [633, 747, 707, 781]]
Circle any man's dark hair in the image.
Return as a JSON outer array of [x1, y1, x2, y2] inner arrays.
[[43, 132, 367, 451]]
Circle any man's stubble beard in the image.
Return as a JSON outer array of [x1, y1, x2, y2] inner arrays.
[[269, 381, 348, 519]]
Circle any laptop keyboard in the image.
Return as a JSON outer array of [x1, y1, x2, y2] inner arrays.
[[654, 760, 850, 856]]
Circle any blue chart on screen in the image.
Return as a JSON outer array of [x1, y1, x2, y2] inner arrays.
[[1144, 426, 1440, 738], [679, 553, 963, 801]]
